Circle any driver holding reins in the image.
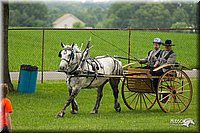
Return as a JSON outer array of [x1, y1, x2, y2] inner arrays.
[[139, 38, 162, 69]]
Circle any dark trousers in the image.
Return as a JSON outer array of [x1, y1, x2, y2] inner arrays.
[[1, 126, 9, 133], [150, 69, 164, 89]]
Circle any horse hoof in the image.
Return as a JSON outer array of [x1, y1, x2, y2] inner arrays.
[[115, 107, 121, 112], [71, 110, 78, 114], [56, 111, 65, 118], [90, 110, 98, 114]]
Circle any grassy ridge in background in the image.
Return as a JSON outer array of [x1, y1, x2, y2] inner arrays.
[[8, 30, 198, 71], [10, 79, 198, 131]]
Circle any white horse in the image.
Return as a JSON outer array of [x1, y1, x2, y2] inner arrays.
[[56, 41, 123, 118]]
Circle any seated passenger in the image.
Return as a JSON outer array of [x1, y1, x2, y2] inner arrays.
[[152, 39, 176, 103], [139, 38, 162, 69], [152, 39, 176, 76]]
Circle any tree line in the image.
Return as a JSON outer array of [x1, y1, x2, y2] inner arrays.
[[9, 2, 197, 28]]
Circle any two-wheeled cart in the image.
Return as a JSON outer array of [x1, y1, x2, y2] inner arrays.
[[121, 63, 192, 113]]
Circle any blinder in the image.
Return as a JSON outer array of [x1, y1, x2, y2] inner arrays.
[[58, 50, 62, 58], [60, 49, 75, 64]]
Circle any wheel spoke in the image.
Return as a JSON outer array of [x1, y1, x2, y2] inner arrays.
[[178, 94, 190, 100], [176, 95, 187, 107], [163, 96, 172, 108], [176, 83, 189, 91], [173, 96, 176, 111], [159, 84, 171, 90], [134, 93, 140, 109], [129, 93, 139, 106], [142, 94, 148, 109], [143, 93, 153, 104], [177, 90, 191, 93], [168, 96, 173, 112], [158, 91, 171, 94], [126, 92, 136, 99], [176, 98, 181, 112], [140, 94, 142, 110], [163, 79, 171, 88], [169, 78, 172, 87], [172, 72, 176, 86], [159, 93, 171, 102]]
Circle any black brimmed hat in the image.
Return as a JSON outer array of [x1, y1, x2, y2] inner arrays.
[[163, 40, 175, 46]]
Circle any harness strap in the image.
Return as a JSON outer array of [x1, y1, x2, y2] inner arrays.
[[111, 57, 121, 75], [68, 64, 80, 75], [85, 76, 96, 88]]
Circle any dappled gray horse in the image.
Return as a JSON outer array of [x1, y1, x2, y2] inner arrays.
[[57, 41, 123, 117]]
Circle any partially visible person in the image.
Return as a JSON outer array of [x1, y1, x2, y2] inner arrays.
[[151, 40, 176, 103], [152, 39, 176, 76], [1, 83, 12, 133], [139, 38, 162, 69]]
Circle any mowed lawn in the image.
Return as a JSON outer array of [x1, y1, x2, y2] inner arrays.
[[8, 29, 198, 72], [9, 79, 198, 132]]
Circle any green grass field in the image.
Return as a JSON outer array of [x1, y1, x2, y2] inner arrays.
[[8, 30, 198, 72], [9, 79, 198, 132]]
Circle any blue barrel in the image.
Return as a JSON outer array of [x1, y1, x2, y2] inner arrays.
[[17, 64, 38, 93]]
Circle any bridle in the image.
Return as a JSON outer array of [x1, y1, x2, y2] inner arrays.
[[60, 48, 80, 74]]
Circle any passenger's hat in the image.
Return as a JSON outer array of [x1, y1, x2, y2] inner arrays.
[[153, 38, 162, 45], [163, 40, 175, 46]]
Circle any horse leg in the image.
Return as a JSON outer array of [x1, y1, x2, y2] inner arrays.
[[90, 81, 107, 114], [109, 78, 121, 112], [68, 87, 78, 114], [90, 86, 103, 114], [56, 87, 80, 118]]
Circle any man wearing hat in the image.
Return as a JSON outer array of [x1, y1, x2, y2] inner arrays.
[[153, 39, 176, 75], [152, 39, 176, 103], [139, 38, 162, 68]]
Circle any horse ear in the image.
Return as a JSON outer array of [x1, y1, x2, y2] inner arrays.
[[71, 42, 75, 48], [58, 50, 62, 58], [61, 42, 65, 48]]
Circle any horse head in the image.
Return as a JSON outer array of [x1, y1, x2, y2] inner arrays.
[[58, 42, 81, 72]]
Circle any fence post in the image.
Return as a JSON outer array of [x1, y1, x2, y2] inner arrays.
[[41, 29, 44, 83], [128, 29, 131, 64]]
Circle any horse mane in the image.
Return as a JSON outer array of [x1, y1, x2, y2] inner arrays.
[[64, 44, 82, 53]]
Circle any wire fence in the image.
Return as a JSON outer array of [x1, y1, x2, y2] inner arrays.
[[8, 28, 198, 83]]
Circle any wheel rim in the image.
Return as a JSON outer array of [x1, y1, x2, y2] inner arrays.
[[156, 69, 192, 113], [122, 78, 156, 110]]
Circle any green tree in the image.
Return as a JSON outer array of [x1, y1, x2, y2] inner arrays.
[[73, 22, 85, 28], [130, 4, 171, 28], [188, 3, 197, 28], [105, 3, 138, 28], [9, 2, 49, 27], [172, 7, 189, 25]]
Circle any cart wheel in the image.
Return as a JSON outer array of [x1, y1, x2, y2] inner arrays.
[[122, 78, 156, 110], [156, 69, 192, 113]]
